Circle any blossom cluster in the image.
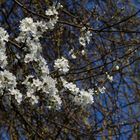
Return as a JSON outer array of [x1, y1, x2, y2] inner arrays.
[[0, 70, 22, 104], [0, 27, 9, 68], [0, 3, 100, 110], [61, 78, 94, 106], [15, 10, 62, 108], [54, 57, 69, 73], [45, 3, 63, 29], [79, 27, 92, 47], [0, 28, 23, 104]]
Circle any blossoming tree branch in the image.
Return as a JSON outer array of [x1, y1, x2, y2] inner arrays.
[[0, 0, 139, 139]]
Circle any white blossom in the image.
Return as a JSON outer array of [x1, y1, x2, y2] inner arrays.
[[69, 49, 76, 59], [107, 74, 113, 82], [61, 78, 94, 106], [45, 3, 62, 16], [71, 53, 76, 59], [0, 51, 7, 68], [85, 31, 92, 44], [24, 53, 35, 63], [0, 27, 9, 68], [46, 16, 59, 29], [54, 57, 69, 73], [61, 79, 80, 94], [79, 27, 92, 47], [81, 49, 85, 55], [0, 70, 17, 89], [30, 95, 39, 105], [51, 94, 62, 110], [11, 89, 23, 104], [19, 17, 37, 34], [98, 86, 106, 94], [0, 27, 9, 43], [79, 37, 86, 46], [45, 6, 58, 16], [116, 65, 120, 70], [74, 90, 94, 106], [45, 3, 61, 29], [0, 70, 22, 104]]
